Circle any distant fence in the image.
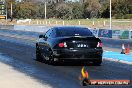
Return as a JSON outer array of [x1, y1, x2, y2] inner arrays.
[[0, 25, 14, 30]]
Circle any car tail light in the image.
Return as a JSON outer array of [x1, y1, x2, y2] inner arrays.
[[97, 42, 102, 47], [58, 42, 67, 48]]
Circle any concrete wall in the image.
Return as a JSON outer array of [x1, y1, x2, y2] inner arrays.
[[0, 25, 14, 30], [14, 25, 50, 33], [101, 38, 132, 49]]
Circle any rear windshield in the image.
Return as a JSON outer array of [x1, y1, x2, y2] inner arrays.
[[56, 27, 94, 37]]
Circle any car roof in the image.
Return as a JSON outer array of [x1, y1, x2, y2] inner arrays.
[[53, 26, 89, 30]]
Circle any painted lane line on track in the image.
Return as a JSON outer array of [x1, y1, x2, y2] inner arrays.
[[103, 58, 132, 65], [103, 52, 132, 62]]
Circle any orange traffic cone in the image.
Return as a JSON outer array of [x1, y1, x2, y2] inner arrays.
[[125, 44, 130, 55], [121, 44, 125, 54]]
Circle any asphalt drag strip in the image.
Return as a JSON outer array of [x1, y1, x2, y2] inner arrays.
[[0, 54, 53, 88], [0, 30, 132, 88], [0, 52, 81, 88]]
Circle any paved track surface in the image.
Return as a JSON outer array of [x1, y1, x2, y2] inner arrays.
[[0, 29, 132, 88]]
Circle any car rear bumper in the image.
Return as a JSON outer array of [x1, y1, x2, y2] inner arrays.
[[52, 48, 103, 60]]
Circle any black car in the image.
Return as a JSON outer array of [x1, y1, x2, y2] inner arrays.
[[36, 26, 103, 65]]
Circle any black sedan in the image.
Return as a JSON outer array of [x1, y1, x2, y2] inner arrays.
[[36, 26, 103, 65]]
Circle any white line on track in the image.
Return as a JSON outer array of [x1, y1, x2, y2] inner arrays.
[[103, 58, 132, 65]]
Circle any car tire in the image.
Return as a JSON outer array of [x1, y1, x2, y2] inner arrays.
[[42, 53, 50, 64], [36, 44, 43, 62], [49, 54, 57, 65], [48, 55, 55, 65], [42, 49, 54, 65]]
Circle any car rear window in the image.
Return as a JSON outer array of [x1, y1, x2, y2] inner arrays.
[[56, 27, 94, 37]]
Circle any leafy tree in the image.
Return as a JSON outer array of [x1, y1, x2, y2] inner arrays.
[[15, 2, 38, 19], [100, 0, 110, 18], [83, 0, 101, 18], [72, 3, 83, 19], [5, 0, 132, 19], [109, 0, 132, 19], [55, 3, 72, 19], [47, 3, 57, 18]]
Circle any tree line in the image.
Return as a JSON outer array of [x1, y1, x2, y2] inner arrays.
[[7, 0, 132, 19]]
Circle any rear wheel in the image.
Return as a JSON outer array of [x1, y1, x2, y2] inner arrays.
[[48, 53, 55, 65], [36, 44, 43, 62], [42, 49, 55, 65], [48, 57, 54, 65], [42, 53, 50, 64]]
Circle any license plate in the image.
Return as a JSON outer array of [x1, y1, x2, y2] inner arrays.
[[77, 44, 88, 48]]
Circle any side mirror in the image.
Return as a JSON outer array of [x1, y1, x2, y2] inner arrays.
[[39, 35, 44, 38]]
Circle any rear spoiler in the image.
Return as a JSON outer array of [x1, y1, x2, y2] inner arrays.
[[62, 36, 101, 41]]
